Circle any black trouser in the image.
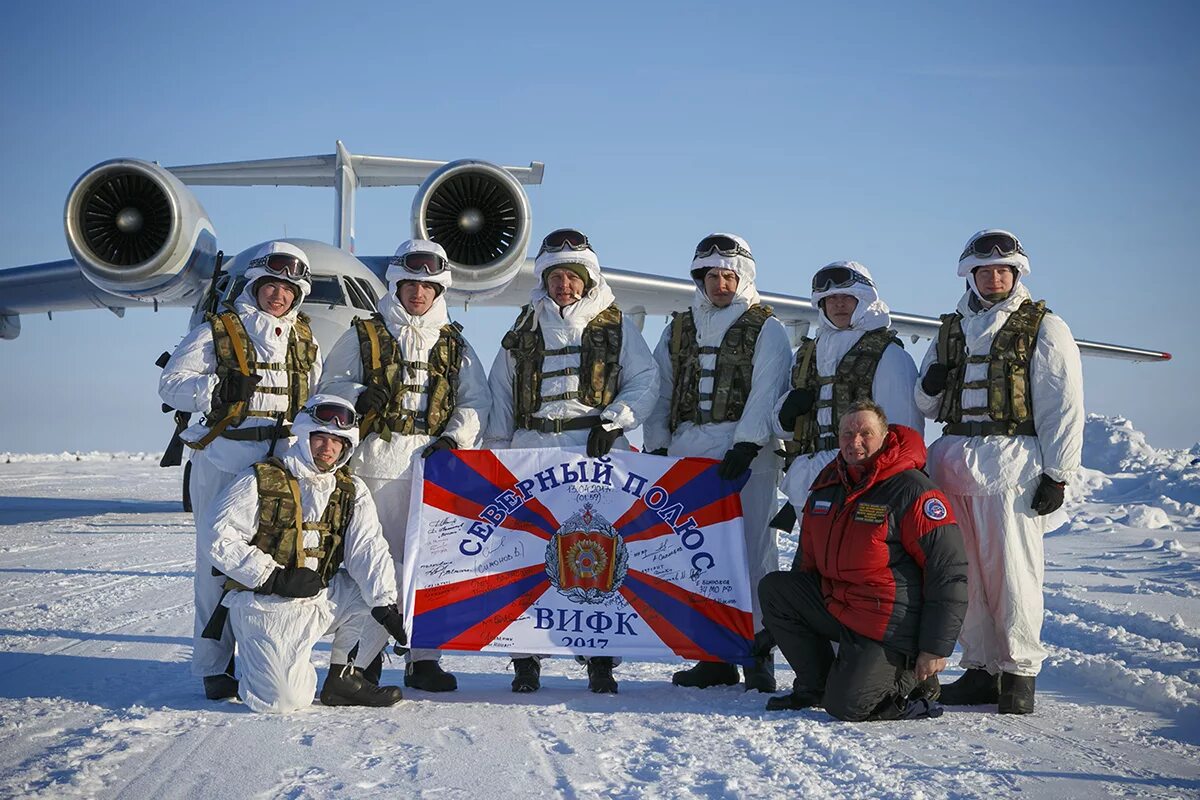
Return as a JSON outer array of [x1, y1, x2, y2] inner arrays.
[[759, 570, 918, 721]]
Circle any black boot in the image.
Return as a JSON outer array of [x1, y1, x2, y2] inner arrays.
[[320, 664, 402, 707], [203, 654, 238, 700], [742, 656, 777, 693], [938, 668, 999, 705], [765, 688, 822, 711], [587, 657, 618, 694], [405, 660, 458, 692], [203, 673, 239, 700], [909, 673, 941, 703], [362, 651, 383, 686], [672, 661, 740, 688], [999, 673, 1036, 715], [511, 657, 541, 693]]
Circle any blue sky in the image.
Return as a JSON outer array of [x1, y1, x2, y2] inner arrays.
[[1, 1, 1197, 453]]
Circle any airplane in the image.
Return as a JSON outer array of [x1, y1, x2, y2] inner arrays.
[[0, 141, 1174, 505]]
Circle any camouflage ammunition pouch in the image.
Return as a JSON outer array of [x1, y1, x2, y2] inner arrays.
[[503, 303, 623, 429], [355, 314, 463, 442], [668, 304, 774, 431], [223, 457, 356, 591], [935, 299, 1047, 437], [786, 328, 900, 458]]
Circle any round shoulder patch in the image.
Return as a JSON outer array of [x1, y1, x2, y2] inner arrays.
[[923, 497, 948, 521]]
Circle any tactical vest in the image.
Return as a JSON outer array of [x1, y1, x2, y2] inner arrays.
[[786, 328, 901, 457], [194, 308, 318, 448], [502, 303, 623, 429], [224, 457, 356, 591], [354, 314, 464, 441], [667, 304, 774, 431], [935, 298, 1047, 437]]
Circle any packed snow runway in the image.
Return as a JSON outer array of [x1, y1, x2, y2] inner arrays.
[[0, 416, 1197, 799]]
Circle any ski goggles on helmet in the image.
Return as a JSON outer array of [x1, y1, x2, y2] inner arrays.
[[960, 232, 1026, 261], [812, 266, 874, 294], [249, 253, 310, 280], [693, 235, 753, 261], [305, 402, 360, 431], [537, 228, 593, 257], [388, 251, 449, 276]]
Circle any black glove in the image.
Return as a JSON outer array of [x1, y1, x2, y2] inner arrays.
[[371, 603, 408, 646], [717, 442, 760, 480], [421, 436, 457, 459], [218, 372, 261, 404], [1031, 474, 1066, 516], [355, 384, 390, 416], [648, 448, 669, 456], [750, 628, 777, 658], [777, 388, 816, 430], [587, 424, 623, 458], [921, 363, 949, 396], [255, 567, 323, 598]]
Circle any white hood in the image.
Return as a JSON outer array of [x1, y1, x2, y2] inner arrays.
[[955, 230, 1032, 280], [689, 232, 762, 339], [240, 240, 313, 311], [810, 261, 892, 334], [289, 393, 359, 474], [531, 244, 616, 324], [386, 239, 453, 296]]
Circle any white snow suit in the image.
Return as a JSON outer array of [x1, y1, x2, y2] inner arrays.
[[158, 242, 320, 678], [642, 237, 791, 629], [916, 281, 1084, 677], [774, 261, 922, 508], [207, 402, 397, 713], [318, 245, 490, 663]]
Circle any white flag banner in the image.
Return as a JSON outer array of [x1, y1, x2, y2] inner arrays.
[[402, 447, 756, 663]]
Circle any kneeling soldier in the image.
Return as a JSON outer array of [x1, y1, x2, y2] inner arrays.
[[207, 395, 409, 712]]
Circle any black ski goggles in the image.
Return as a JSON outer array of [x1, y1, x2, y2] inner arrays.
[[249, 253, 310, 280], [960, 232, 1026, 261], [694, 235, 753, 261], [537, 228, 593, 257], [812, 266, 874, 294], [388, 251, 449, 276], [305, 402, 359, 431]]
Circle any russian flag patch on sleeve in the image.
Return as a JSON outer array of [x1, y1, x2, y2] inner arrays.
[[811, 500, 832, 516]]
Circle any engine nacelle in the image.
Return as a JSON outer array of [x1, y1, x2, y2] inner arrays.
[[411, 159, 532, 296], [64, 159, 217, 304]]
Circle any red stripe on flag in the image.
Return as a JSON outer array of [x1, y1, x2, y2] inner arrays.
[[457, 450, 560, 534], [613, 457, 716, 531], [424, 482, 552, 541], [627, 569, 753, 639], [622, 494, 746, 544], [617, 585, 711, 661], [438, 578, 551, 651]]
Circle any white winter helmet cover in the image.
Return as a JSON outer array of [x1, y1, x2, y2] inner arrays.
[[534, 245, 602, 292], [240, 240, 313, 309], [291, 393, 360, 472], [956, 228, 1031, 278], [386, 239, 453, 296], [689, 232, 759, 304], [810, 260, 891, 331]]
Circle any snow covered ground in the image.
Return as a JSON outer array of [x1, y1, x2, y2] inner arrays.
[[0, 415, 1197, 799]]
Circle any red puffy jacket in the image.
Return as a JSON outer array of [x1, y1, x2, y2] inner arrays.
[[798, 424, 967, 657]]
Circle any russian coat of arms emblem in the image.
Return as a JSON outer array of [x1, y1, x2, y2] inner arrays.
[[545, 503, 629, 604]]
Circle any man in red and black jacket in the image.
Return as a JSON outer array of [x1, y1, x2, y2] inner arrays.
[[759, 399, 967, 720]]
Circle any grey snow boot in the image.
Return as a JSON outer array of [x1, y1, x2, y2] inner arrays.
[[672, 661, 740, 688], [742, 656, 777, 693], [511, 657, 541, 693], [587, 657, 618, 694]]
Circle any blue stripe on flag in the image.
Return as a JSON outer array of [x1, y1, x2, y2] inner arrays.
[[412, 570, 549, 649], [427, 452, 558, 537], [622, 573, 754, 665]]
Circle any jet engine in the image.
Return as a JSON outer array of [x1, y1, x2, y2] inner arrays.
[[410, 159, 532, 296], [64, 159, 218, 304]]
